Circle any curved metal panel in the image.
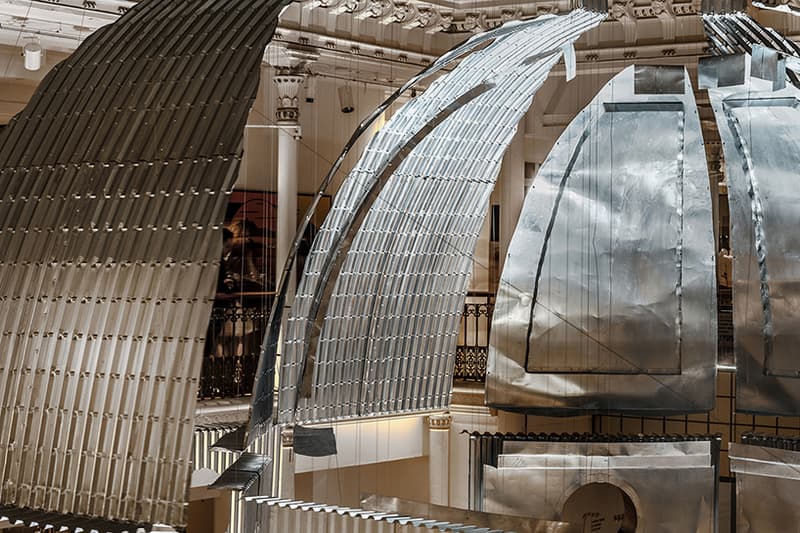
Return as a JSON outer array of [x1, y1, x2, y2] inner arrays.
[[0, 0, 287, 525], [246, 18, 549, 442], [487, 65, 717, 415], [708, 61, 800, 415], [278, 10, 605, 425]]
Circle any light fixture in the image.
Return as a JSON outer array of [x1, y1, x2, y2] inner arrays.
[[305, 75, 316, 103], [23, 38, 42, 71], [338, 85, 354, 113]]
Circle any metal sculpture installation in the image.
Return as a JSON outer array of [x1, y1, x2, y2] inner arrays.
[[487, 65, 717, 414], [274, 10, 606, 426], [730, 434, 800, 531], [478, 433, 720, 533], [0, 0, 287, 526], [706, 51, 800, 415]]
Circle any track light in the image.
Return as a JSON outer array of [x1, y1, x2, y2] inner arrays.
[[338, 85, 354, 114], [23, 39, 42, 71]]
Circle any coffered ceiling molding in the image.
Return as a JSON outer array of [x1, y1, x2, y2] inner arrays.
[[305, 0, 700, 35]]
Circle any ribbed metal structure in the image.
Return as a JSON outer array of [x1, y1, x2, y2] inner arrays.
[[192, 426, 273, 533], [247, 14, 536, 441], [249, 497, 522, 532], [486, 64, 717, 415], [0, 0, 287, 525], [277, 11, 605, 426], [703, 13, 800, 87]]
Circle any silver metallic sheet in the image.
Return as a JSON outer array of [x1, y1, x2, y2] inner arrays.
[[484, 439, 719, 533], [753, 0, 800, 17], [729, 441, 800, 532], [702, 13, 800, 90], [360, 494, 580, 533], [707, 60, 800, 415], [250, 496, 530, 533], [486, 65, 717, 415], [278, 10, 605, 425], [247, 11, 592, 442], [0, 0, 286, 525]]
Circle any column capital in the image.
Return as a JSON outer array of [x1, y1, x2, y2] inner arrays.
[[281, 426, 294, 447], [273, 67, 305, 125], [427, 413, 452, 431]]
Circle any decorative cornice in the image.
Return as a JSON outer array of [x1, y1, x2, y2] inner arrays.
[[305, 0, 702, 35]]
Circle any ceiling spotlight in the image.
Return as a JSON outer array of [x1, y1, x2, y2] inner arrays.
[[23, 39, 42, 71]]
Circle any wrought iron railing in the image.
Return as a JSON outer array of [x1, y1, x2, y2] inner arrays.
[[454, 292, 495, 382], [199, 291, 494, 399], [198, 294, 273, 400]]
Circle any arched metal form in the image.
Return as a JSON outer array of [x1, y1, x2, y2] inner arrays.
[[707, 53, 800, 416], [246, 14, 568, 443], [703, 13, 800, 86], [276, 10, 605, 425], [752, 0, 800, 17], [0, 0, 287, 526], [486, 65, 717, 415]]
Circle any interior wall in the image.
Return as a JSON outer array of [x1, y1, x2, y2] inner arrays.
[[294, 456, 430, 508], [235, 70, 391, 197]]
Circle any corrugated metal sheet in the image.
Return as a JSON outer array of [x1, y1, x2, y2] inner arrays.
[[0, 0, 288, 526], [276, 10, 605, 426], [249, 497, 524, 532], [486, 64, 717, 415]]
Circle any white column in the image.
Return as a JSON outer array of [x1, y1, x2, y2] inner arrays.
[[427, 413, 452, 506], [279, 427, 295, 498], [273, 68, 304, 296]]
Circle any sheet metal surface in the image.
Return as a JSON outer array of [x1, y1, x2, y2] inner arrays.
[[247, 14, 575, 442], [278, 10, 605, 425], [482, 437, 719, 533], [729, 439, 800, 532], [249, 496, 533, 532], [0, 0, 286, 525], [360, 494, 580, 533], [707, 57, 800, 415], [486, 65, 716, 415]]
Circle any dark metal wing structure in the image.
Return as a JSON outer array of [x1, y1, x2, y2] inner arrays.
[[0, 0, 287, 526], [487, 65, 717, 414]]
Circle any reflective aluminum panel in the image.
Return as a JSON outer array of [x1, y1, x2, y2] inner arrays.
[[483, 437, 720, 533], [707, 58, 800, 415], [0, 0, 286, 525], [278, 10, 605, 425], [730, 436, 800, 532], [487, 65, 717, 414]]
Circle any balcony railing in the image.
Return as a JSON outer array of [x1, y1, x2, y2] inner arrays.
[[198, 291, 495, 400], [198, 294, 272, 400], [454, 292, 494, 382]]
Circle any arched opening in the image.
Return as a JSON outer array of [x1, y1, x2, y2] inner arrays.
[[561, 482, 638, 533]]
